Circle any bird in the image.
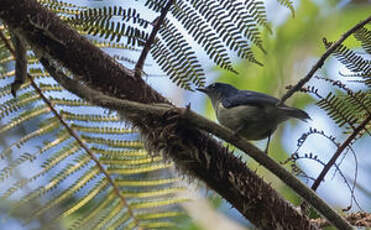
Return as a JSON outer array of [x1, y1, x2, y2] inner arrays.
[[197, 82, 311, 153]]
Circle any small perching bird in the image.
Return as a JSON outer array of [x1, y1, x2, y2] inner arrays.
[[197, 82, 311, 153]]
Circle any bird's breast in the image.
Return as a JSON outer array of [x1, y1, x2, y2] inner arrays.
[[215, 103, 279, 140]]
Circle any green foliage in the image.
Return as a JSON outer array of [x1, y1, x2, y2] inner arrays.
[[323, 37, 371, 76], [0, 37, 186, 229], [44, 0, 294, 89], [354, 27, 371, 54], [276, 0, 295, 17], [315, 32, 370, 132]]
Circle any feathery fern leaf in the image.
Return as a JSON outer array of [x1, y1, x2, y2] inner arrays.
[[0, 32, 186, 230], [323, 38, 371, 75], [315, 34, 370, 134], [275, 0, 295, 17], [63, 0, 290, 89], [2, 0, 294, 89], [317, 92, 360, 130], [354, 26, 371, 54]]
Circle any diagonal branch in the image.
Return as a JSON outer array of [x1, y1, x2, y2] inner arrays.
[[281, 15, 371, 103], [38, 44, 321, 230], [134, 0, 174, 78], [39, 55, 353, 230], [311, 115, 371, 191], [312, 211, 371, 228]]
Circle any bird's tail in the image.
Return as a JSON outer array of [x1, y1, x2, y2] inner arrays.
[[280, 106, 311, 121]]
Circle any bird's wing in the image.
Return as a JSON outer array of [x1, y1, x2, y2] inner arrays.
[[221, 90, 280, 108]]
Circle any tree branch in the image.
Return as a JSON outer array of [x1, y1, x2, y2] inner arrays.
[[280, 15, 371, 103], [40, 55, 353, 230], [134, 0, 174, 78], [37, 44, 320, 230], [312, 211, 371, 228], [311, 115, 371, 191]]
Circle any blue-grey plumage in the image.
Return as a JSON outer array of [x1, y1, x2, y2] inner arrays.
[[197, 82, 310, 152]]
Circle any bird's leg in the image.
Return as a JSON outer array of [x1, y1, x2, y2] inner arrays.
[[264, 131, 272, 154]]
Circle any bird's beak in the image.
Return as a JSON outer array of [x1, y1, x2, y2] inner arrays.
[[196, 88, 208, 93]]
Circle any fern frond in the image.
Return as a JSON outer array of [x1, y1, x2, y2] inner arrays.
[[187, 0, 261, 65], [315, 77, 371, 115], [70, 123, 136, 134], [60, 178, 110, 219], [0, 105, 50, 133], [244, 0, 271, 32], [0, 118, 59, 160], [0, 152, 36, 182], [275, 0, 295, 17], [145, 0, 169, 13], [121, 187, 185, 199], [81, 135, 143, 148], [68, 190, 116, 230], [14, 154, 91, 209], [113, 54, 141, 65], [94, 41, 141, 50], [36, 166, 101, 216], [218, 0, 266, 51], [140, 221, 176, 228], [151, 40, 191, 89], [339, 71, 371, 87], [115, 177, 180, 187], [92, 147, 148, 157], [107, 163, 173, 175], [157, 20, 206, 87], [71, 7, 149, 45], [131, 197, 188, 209], [37, 0, 86, 11], [99, 156, 164, 166], [172, 1, 236, 72], [1, 62, 184, 230], [323, 38, 371, 75], [354, 26, 371, 54], [317, 92, 359, 130], [92, 200, 124, 230], [60, 110, 120, 122], [29, 0, 292, 89]]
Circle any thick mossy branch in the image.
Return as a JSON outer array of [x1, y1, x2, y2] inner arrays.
[[40, 52, 354, 230], [39, 56, 320, 230]]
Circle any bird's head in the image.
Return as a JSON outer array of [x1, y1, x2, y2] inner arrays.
[[197, 82, 238, 102]]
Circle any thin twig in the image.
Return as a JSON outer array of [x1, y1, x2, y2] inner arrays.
[[134, 0, 174, 78], [311, 115, 371, 191], [0, 31, 141, 228], [280, 15, 371, 103]]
